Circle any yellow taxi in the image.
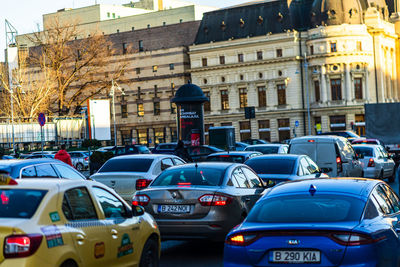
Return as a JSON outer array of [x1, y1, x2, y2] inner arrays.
[[0, 174, 160, 267]]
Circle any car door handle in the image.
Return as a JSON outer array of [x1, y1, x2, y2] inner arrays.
[[111, 229, 118, 239], [76, 234, 85, 244]]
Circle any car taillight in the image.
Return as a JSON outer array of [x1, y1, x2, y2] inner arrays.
[[132, 194, 150, 206], [225, 233, 259, 246], [336, 156, 343, 173], [84, 157, 89, 161], [330, 232, 384, 246], [4, 234, 43, 258], [368, 158, 375, 167], [136, 179, 152, 190], [198, 194, 232, 206]]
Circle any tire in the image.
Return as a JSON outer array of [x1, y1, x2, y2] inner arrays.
[[139, 238, 159, 267], [60, 260, 78, 267], [76, 163, 84, 171]]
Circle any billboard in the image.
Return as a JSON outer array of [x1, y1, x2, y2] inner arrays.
[[88, 99, 111, 140]]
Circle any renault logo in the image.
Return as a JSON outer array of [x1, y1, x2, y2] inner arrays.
[[287, 239, 300, 245], [171, 192, 177, 199]]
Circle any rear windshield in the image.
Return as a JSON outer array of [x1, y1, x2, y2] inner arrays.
[[0, 189, 47, 218], [206, 155, 245, 163], [247, 146, 279, 154], [152, 167, 225, 187], [247, 194, 365, 223], [246, 158, 295, 175], [99, 158, 153, 173], [354, 147, 373, 157], [353, 140, 378, 145]]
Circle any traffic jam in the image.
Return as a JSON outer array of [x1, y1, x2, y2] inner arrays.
[[0, 131, 399, 267]]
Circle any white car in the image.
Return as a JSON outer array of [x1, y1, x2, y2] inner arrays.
[[244, 144, 288, 154], [90, 154, 186, 202], [353, 144, 396, 182]]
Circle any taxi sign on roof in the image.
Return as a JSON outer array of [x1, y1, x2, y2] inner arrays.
[[0, 174, 17, 185]]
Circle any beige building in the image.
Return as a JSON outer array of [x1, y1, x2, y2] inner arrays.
[[189, 0, 400, 143]]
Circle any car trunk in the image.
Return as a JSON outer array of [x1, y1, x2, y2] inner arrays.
[[0, 220, 28, 262], [143, 186, 220, 219], [242, 222, 360, 267]]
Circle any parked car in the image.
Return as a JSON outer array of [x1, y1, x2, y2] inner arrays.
[[289, 135, 363, 177], [245, 154, 329, 187], [25, 153, 55, 159], [206, 151, 262, 163], [241, 139, 269, 145], [353, 144, 396, 182], [235, 142, 249, 151], [151, 143, 177, 154], [0, 177, 160, 266], [0, 159, 86, 180], [224, 178, 400, 267], [90, 154, 186, 202], [1, 155, 14, 160], [97, 145, 151, 156], [69, 151, 90, 171], [352, 138, 385, 146], [244, 144, 289, 154], [187, 145, 224, 162], [133, 162, 267, 241], [31, 151, 57, 155], [319, 130, 360, 141]]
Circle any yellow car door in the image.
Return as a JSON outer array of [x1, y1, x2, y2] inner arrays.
[[62, 187, 111, 266], [91, 186, 143, 266]]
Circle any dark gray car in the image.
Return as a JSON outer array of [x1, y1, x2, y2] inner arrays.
[[132, 162, 267, 241]]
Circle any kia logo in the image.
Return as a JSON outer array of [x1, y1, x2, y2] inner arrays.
[[287, 239, 300, 245]]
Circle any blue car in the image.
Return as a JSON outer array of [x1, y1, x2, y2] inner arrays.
[[224, 178, 400, 267]]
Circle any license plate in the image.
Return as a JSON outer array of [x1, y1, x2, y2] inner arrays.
[[158, 205, 190, 213], [271, 250, 320, 263]]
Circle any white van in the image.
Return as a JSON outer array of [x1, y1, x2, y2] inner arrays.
[[289, 135, 363, 177]]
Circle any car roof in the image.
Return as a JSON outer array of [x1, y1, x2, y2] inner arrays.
[[247, 154, 301, 160], [110, 154, 179, 160], [0, 178, 101, 191], [352, 138, 379, 142], [166, 162, 240, 171], [352, 144, 379, 149], [208, 151, 259, 156], [0, 158, 60, 168], [290, 135, 346, 142], [247, 144, 285, 148], [264, 178, 379, 199]]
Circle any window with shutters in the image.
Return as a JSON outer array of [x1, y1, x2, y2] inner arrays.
[[331, 79, 342, 100], [258, 86, 267, 107], [277, 84, 286, 105], [354, 78, 362, 99]]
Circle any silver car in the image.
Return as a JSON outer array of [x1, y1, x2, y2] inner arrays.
[[132, 162, 267, 241], [69, 151, 90, 171], [353, 144, 396, 182], [244, 144, 288, 154]]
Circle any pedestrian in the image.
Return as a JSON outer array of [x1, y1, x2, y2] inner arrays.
[[54, 144, 73, 167], [174, 140, 192, 162]]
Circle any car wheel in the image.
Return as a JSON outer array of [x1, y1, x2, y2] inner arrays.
[[60, 260, 78, 267], [139, 238, 159, 267], [76, 163, 84, 171]]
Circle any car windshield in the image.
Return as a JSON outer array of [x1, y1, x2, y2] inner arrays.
[[247, 146, 279, 154], [151, 167, 225, 187], [0, 189, 47, 218], [206, 155, 245, 163], [246, 158, 295, 175], [354, 147, 373, 157], [247, 194, 365, 223], [99, 158, 153, 172]]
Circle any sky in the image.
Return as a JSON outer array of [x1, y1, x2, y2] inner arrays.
[[0, 0, 251, 61]]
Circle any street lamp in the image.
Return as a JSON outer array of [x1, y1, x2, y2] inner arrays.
[[303, 53, 312, 135], [110, 80, 125, 147]]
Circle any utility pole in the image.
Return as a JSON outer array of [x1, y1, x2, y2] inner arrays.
[[110, 80, 124, 147]]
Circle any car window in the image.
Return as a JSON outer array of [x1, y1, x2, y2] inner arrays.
[[53, 164, 85, 180], [378, 147, 388, 158], [246, 158, 296, 175], [281, 146, 288, 154], [35, 164, 58, 178], [173, 158, 185, 165], [152, 167, 225, 186], [246, 146, 279, 154], [354, 147, 373, 157], [161, 158, 174, 170], [62, 187, 97, 220], [137, 146, 150, 154], [0, 189, 47, 218], [381, 184, 400, 213], [21, 166, 37, 178], [242, 167, 262, 188], [232, 167, 249, 188], [299, 158, 311, 175], [372, 186, 394, 214], [363, 198, 379, 220], [92, 187, 128, 218], [99, 158, 154, 173]]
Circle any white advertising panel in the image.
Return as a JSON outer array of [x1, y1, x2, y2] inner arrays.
[[89, 99, 111, 140]]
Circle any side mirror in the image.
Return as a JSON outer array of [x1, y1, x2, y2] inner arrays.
[[320, 167, 332, 173], [132, 205, 145, 216]]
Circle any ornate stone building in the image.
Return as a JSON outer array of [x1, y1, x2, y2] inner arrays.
[[190, 0, 400, 142]]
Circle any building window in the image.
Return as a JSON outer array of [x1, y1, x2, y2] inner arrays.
[[137, 103, 144, 117], [257, 51, 263, 60], [330, 42, 337, 52], [154, 102, 160, 115], [152, 65, 158, 72], [220, 90, 229, 110], [121, 103, 128, 118], [221, 76, 225, 83], [169, 63, 174, 70], [107, 12, 110, 18], [204, 91, 211, 112], [330, 79, 342, 100], [239, 88, 248, 108], [203, 79, 207, 84], [147, 24, 150, 29], [139, 40, 143, 52], [202, 58, 207, 67], [136, 67, 140, 74], [122, 43, 128, 54], [354, 78, 363, 99], [314, 80, 320, 102], [137, 129, 147, 145], [240, 74, 244, 81], [310, 45, 314, 55], [221, 122, 232, 126], [356, 41, 362, 52], [238, 53, 244, 62], [258, 120, 271, 142], [278, 118, 290, 142], [355, 114, 365, 136], [112, 13, 116, 19], [330, 115, 346, 131], [105, 72, 109, 78], [314, 116, 322, 134], [239, 121, 251, 141], [132, 27, 135, 31], [154, 85, 158, 97], [276, 49, 283, 57], [219, 56, 225, 64], [258, 86, 267, 107], [154, 128, 165, 144], [277, 84, 286, 105]]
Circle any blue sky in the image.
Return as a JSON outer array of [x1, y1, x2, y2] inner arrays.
[[0, 0, 249, 61]]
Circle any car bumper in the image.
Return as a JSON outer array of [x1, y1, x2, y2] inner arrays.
[[363, 167, 380, 178]]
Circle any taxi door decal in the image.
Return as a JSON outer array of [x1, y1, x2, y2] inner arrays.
[[49, 211, 60, 222], [94, 242, 105, 259], [41, 225, 64, 248], [117, 233, 133, 258]]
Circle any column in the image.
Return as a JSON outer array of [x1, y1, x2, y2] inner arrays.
[[247, 82, 257, 107], [345, 63, 352, 102], [364, 65, 370, 101], [165, 127, 171, 142], [321, 65, 328, 103]]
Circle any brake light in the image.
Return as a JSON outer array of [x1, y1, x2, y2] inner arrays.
[[330, 232, 385, 246], [336, 156, 343, 173], [368, 158, 375, 167], [308, 140, 315, 143], [219, 155, 230, 158], [132, 194, 150, 206], [225, 233, 259, 246], [4, 234, 43, 258], [1, 191, 9, 204], [198, 194, 232, 206], [136, 179, 152, 190], [84, 157, 89, 161]]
